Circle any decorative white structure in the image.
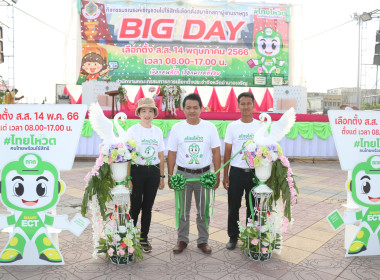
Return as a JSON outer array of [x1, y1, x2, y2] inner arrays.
[[107, 162, 135, 265], [110, 162, 130, 202], [88, 103, 137, 264], [247, 108, 295, 261], [253, 108, 296, 147], [89, 102, 129, 145]]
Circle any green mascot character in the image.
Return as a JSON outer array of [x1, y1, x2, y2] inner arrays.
[[188, 143, 202, 164], [344, 155, 380, 255], [144, 146, 156, 166], [0, 153, 69, 263], [252, 27, 285, 74]]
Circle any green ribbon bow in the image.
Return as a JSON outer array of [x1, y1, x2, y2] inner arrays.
[[115, 176, 132, 188], [169, 174, 187, 228], [200, 172, 217, 228]]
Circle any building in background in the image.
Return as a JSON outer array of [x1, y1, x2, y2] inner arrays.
[[307, 92, 324, 113]]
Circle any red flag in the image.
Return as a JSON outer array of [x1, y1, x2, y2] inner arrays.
[[260, 88, 273, 111], [223, 88, 239, 112], [207, 87, 223, 112]]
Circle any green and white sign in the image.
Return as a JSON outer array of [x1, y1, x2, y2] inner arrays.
[[0, 105, 89, 265], [327, 210, 344, 231]]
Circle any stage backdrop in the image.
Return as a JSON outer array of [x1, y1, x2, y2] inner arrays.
[[77, 1, 289, 88]]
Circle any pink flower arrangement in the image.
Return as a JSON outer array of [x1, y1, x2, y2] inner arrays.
[[107, 248, 114, 257], [251, 238, 260, 246], [243, 141, 279, 168], [278, 154, 297, 207]]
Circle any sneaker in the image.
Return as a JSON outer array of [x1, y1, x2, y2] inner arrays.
[[141, 240, 152, 253]]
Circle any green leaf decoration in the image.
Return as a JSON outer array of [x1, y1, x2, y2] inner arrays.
[[81, 163, 115, 220]]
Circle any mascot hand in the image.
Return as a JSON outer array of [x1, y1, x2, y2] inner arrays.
[[53, 214, 70, 230], [0, 215, 8, 229], [343, 210, 356, 224]]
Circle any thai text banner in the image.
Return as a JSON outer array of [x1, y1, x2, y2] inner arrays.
[[78, 1, 289, 87]]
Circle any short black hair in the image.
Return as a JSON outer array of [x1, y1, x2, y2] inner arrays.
[[238, 92, 254, 104], [183, 93, 202, 108]]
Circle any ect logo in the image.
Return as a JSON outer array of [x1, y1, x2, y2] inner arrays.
[[370, 156, 380, 169], [23, 154, 38, 169]]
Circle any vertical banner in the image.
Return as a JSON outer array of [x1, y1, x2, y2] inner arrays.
[[77, 1, 289, 87], [328, 110, 380, 257], [0, 105, 89, 265]]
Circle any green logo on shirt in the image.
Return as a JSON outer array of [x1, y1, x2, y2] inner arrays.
[[184, 136, 204, 142], [187, 143, 203, 164], [238, 133, 254, 140], [143, 146, 156, 165], [141, 139, 158, 145]]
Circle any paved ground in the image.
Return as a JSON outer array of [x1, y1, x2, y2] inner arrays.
[[0, 159, 379, 279]]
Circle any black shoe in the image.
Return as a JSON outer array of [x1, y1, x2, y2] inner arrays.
[[226, 239, 237, 250]]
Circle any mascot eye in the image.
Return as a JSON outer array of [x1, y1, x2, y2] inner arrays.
[[272, 43, 276, 50], [13, 183, 24, 197], [262, 42, 266, 49], [36, 183, 47, 197], [361, 181, 371, 194]]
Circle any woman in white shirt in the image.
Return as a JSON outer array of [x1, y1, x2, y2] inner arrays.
[[126, 98, 165, 253]]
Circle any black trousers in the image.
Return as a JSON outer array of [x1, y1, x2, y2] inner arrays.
[[130, 164, 160, 239], [228, 166, 257, 240]]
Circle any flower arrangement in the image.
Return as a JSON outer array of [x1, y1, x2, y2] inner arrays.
[[81, 140, 137, 220], [100, 141, 137, 164], [97, 204, 143, 264], [238, 215, 282, 261], [241, 140, 298, 234], [118, 86, 127, 104], [242, 140, 279, 168], [160, 85, 182, 117], [148, 86, 156, 93]]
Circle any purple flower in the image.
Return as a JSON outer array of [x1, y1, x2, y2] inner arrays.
[[268, 144, 276, 151], [110, 144, 117, 150]]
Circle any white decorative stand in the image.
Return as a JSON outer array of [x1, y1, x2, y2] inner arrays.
[[107, 162, 135, 264], [110, 162, 130, 203], [247, 163, 277, 261]]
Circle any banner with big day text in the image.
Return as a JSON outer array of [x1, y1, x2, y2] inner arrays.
[[77, 1, 289, 87]]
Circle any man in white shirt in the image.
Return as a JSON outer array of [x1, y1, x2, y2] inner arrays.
[[223, 92, 263, 250], [167, 93, 221, 254]]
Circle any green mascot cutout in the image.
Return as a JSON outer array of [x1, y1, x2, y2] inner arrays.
[[345, 155, 380, 256], [0, 154, 73, 264], [252, 27, 285, 74]]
